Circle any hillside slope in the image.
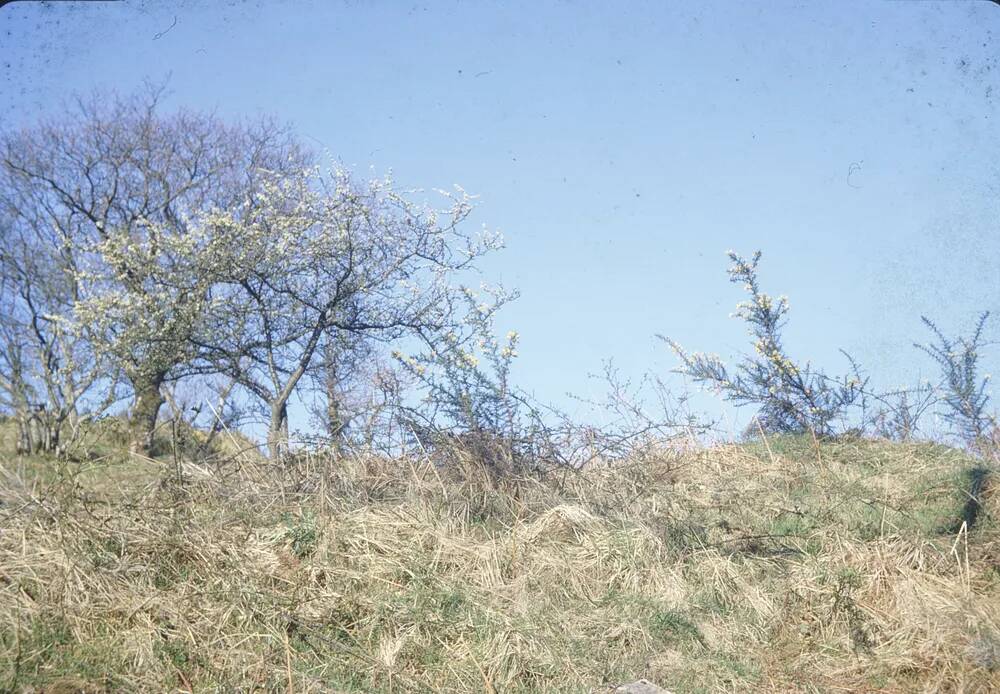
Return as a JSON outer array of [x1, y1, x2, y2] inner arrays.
[[1, 434, 998, 693]]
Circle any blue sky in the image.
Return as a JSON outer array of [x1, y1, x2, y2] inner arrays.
[[3, 0, 999, 434]]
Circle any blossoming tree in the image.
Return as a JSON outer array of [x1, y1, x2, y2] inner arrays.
[[194, 165, 502, 457], [0, 86, 308, 453]]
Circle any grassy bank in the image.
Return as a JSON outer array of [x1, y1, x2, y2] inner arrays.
[[1, 433, 998, 692]]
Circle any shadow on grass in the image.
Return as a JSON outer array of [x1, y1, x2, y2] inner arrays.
[[949, 465, 991, 533]]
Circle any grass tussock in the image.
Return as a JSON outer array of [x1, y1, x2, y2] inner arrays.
[[1, 434, 999, 693]]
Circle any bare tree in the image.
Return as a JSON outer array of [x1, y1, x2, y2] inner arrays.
[[0, 197, 113, 454], [0, 302, 36, 453]]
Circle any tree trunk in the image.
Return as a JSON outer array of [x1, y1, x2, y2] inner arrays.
[[130, 375, 165, 455], [325, 369, 346, 445], [39, 411, 59, 453], [327, 395, 345, 445], [267, 400, 290, 459], [47, 417, 62, 457], [26, 408, 47, 454], [14, 410, 31, 455]]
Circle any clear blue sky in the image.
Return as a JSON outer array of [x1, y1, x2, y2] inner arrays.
[[3, 0, 999, 433]]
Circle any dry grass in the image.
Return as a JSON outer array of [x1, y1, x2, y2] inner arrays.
[[1, 430, 998, 693]]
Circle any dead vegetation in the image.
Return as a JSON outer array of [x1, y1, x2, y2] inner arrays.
[[1, 430, 998, 693]]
